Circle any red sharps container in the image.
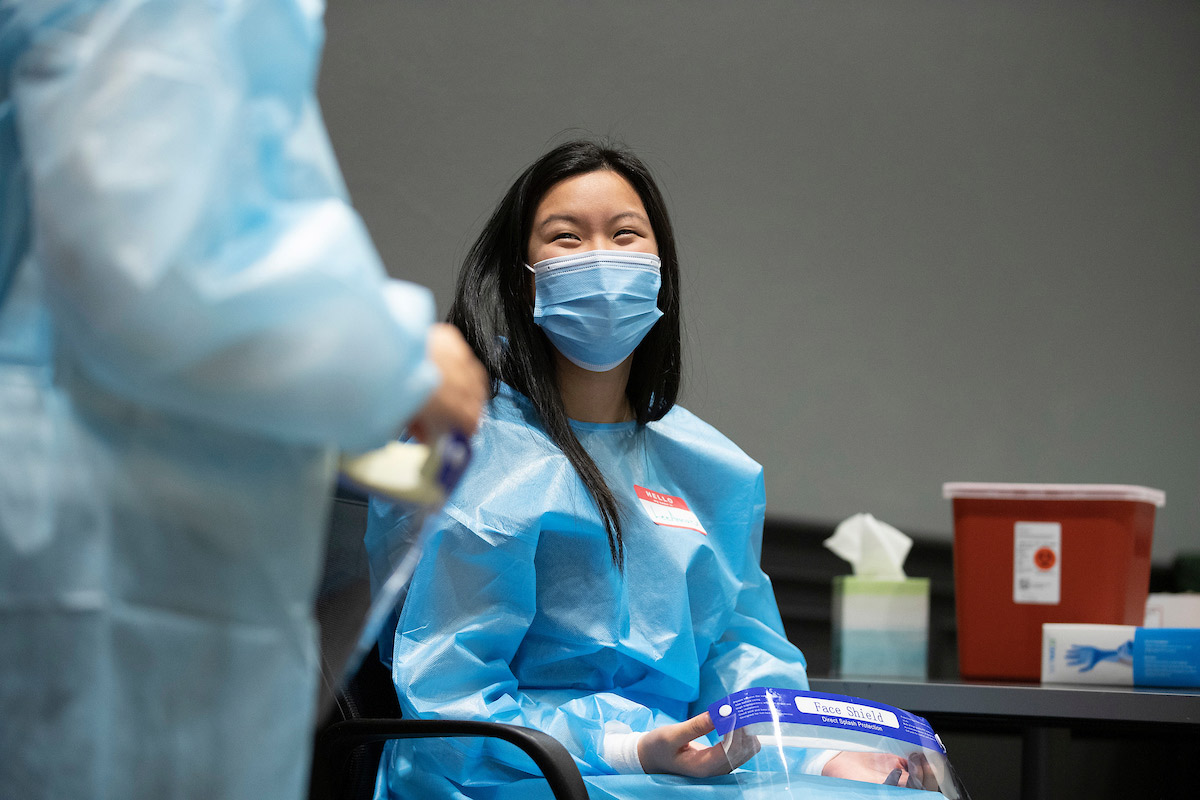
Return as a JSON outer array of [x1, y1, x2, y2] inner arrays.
[[943, 482, 1165, 681]]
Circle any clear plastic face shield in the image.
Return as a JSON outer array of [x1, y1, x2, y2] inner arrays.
[[709, 688, 972, 799], [314, 433, 472, 719]]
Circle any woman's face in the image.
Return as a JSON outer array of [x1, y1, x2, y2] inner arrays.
[[526, 169, 658, 267]]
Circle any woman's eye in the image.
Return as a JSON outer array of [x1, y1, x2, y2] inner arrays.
[[614, 229, 640, 239], [551, 232, 580, 242]]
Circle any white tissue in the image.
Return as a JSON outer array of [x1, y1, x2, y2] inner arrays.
[[823, 513, 911, 580]]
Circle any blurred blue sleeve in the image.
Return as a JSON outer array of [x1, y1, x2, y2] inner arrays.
[[692, 469, 810, 717], [11, 0, 436, 451]]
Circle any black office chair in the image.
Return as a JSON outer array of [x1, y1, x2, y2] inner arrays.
[[308, 490, 589, 800]]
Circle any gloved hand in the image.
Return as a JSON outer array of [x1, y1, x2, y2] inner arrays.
[[637, 712, 760, 777], [408, 323, 488, 443], [1065, 640, 1134, 672]]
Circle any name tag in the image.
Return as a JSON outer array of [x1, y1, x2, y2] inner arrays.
[[634, 485, 707, 535]]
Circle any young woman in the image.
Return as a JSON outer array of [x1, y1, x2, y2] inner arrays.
[[367, 141, 865, 799]]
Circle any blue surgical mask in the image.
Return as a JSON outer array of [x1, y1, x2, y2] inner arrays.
[[528, 250, 664, 372]]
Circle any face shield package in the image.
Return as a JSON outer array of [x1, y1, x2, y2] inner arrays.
[[708, 688, 972, 799], [315, 433, 471, 717]]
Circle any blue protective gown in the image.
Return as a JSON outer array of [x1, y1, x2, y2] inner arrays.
[[366, 383, 812, 800], [0, 2, 437, 799]]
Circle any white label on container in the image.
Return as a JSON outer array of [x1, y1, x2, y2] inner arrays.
[[1013, 521, 1061, 605]]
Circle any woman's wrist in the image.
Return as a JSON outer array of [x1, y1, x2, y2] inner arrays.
[[602, 731, 646, 774]]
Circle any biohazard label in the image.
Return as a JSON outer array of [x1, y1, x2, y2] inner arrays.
[[1013, 521, 1061, 605], [634, 486, 707, 535]]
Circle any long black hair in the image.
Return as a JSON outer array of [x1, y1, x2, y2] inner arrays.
[[447, 140, 683, 570]]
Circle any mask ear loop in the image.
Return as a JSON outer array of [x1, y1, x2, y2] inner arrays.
[[524, 263, 537, 308]]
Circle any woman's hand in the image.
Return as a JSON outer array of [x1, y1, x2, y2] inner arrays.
[[636, 712, 760, 777], [822, 750, 939, 790]]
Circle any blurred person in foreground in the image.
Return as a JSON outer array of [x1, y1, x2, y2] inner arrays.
[[0, 2, 485, 798]]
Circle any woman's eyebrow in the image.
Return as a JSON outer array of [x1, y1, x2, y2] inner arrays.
[[536, 213, 580, 231], [610, 211, 649, 224], [536, 210, 648, 231]]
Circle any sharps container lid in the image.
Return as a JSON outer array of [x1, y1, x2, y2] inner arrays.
[[942, 482, 1165, 507]]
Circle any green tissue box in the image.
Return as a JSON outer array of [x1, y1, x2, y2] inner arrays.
[[832, 576, 930, 679]]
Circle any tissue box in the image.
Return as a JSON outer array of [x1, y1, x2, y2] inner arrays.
[[1041, 623, 1200, 688], [1144, 593, 1200, 628], [832, 576, 929, 679]]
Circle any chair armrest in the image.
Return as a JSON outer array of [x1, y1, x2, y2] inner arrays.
[[315, 718, 589, 800]]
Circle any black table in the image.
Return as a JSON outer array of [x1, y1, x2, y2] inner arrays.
[[809, 677, 1200, 800]]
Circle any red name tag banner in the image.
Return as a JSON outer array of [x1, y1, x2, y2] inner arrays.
[[634, 485, 707, 535]]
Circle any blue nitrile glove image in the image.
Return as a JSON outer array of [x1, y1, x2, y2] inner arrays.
[[1065, 640, 1134, 672]]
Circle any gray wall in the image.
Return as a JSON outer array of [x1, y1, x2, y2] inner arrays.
[[318, 1, 1199, 564]]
